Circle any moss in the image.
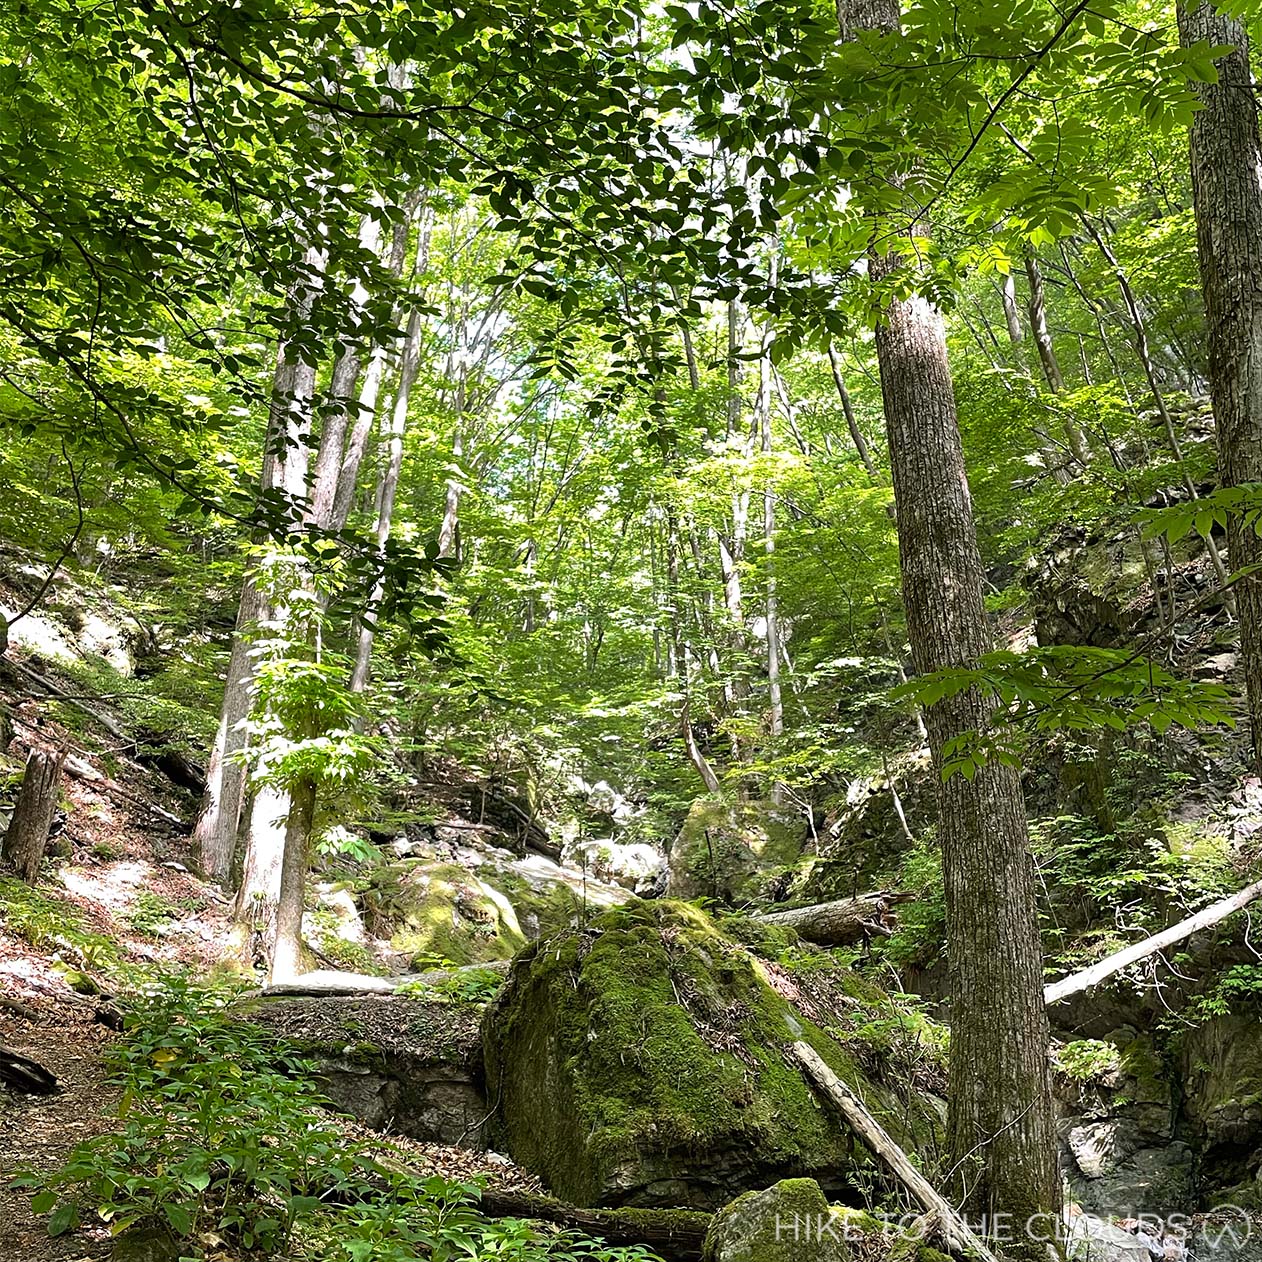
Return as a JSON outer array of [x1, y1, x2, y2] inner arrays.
[[483, 900, 938, 1208], [375, 861, 528, 966], [669, 799, 807, 903], [493, 869, 590, 940], [705, 1180, 838, 1262]]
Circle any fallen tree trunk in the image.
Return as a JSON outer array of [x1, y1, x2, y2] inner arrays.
[[754, 891, 914, 945], [261, 961, 510, 998], [370, 1153, 709, 1260], [62, 753, 187, 829], [1044, 877, 1262, 1005], [0, 1045, 58, 1094], [790, 1041, 1000, 1262]]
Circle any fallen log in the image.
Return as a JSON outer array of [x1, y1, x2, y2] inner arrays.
[[790, 1041, 1000, 1262], [0, 1045, 59, 1094], [62, 752, 187, 829], [1044, 877, 1262, 1005], [370, 1152, 709, 1260], [754, 891, 914, 946], [261, 960, 510, 998]]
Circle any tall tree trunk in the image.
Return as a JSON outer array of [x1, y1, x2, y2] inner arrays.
[[350, 303, 422, 694], [195, 251, 324, 886], [268, 773, 316, 984], [308, 211, 385, 527], [758, 317, 783, 741], [1023, 251, 1066, 394], [998, 269, 1024, 346], [1083, 216, 1234, 605], [1179, 1, 1262, 770], [840, 1, 1058, 1239], [2, 747, 66, 883]]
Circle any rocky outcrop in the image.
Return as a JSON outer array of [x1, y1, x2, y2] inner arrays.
[[668, 799, 806, 904], [481, 900, 940, 1209], [248, 994, 488, 1146]]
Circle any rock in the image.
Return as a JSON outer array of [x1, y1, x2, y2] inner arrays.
[[668, 799, 805, 903], [573, 838, 665, 892], [1066, 1211, 1163, 1262], [1057, 1033, 1194, 1216], [481, 900, 939, 1209], [248, 994, 488, 1146], [1182, 1015, 1262, 1193], [704, 1179, 852, 1262]]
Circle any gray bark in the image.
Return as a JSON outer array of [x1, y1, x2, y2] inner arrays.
[[840, 1, 1058, 1235], [2, 747, 66, 882], [1179, 1, 1262, 769]]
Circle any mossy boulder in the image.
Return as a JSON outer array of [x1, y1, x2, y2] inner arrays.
[[370, 861, 529, 966], [704, 1179, 952, 1262], [668, 798, 806, 903], [481, 900, 940, 1209], [368, 855, 629, 967], [1182, 1013, 1262, 1192], [704, 1179, 852, 1262]]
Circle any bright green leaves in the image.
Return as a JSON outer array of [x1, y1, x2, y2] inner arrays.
[[894, 646, 1234, 780]]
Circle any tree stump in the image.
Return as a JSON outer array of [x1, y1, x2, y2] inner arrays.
[[2, 747, 67, 882]]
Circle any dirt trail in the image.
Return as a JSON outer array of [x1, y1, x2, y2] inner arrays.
[[0, 1006, 116, 1261]]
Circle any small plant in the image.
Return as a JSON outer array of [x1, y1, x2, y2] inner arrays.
[[1055, 1038, 1122, 1082], [122, 890, 182, 937], [396, 967, 504, 1006], [90, 839, 124, 861]]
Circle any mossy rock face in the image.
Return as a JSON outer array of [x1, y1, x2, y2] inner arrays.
[[374, 861, 529, 966], [668, 798, 806, 904], [704, 1179, 852, 1262], [481, 900, 939, 1209], [1182, 1014, 1262, 1192]]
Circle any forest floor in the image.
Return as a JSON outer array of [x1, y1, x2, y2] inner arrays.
[[0, 1004, 115, 1262]]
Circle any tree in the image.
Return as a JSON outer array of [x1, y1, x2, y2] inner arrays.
[[2, 747, 67, 883], [1178, 0, 1262, 771], [839, 1, 1058, 1240]]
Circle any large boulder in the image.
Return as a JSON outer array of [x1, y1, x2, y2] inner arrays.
[[248, 994, 487, 1145], [366, 855, 629, 967], [668, 799, 805, 903], [1182, 1014, 1262, 1194], [481, 900, 940, 1209]]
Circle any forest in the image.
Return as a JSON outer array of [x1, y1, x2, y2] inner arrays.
[[2, 1, 1262, 1260]]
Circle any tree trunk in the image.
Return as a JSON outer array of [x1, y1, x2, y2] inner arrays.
[[758, 315, 783, 742], [268, 774, 316, 985], [1083, 216, 1235, 605], [2, 747, 66, 882], [999, 269, 1024, 346], [840, 2, 1058, 1238], [1023, 251, 1065, 394], [350, 302, 422, 695], [755, 891, 913, 945], [1179, 1, 1262, 770], [195, 250, 324, 885]]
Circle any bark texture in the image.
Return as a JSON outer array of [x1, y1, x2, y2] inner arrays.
[[754, 891, 913, 945], [839, 1, 1058, 1236], [2, 747, 66, 882], [1179, 1, 1262, 770]]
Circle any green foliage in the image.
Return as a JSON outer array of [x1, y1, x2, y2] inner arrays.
[[0, 877, 118, 973], [1054, 1039, 1123, 1082], [1185, 966, 1262, 1026], [122, 891, 183, 938], [19, 977, 666, 1262], [396, 967, 505, 1007]]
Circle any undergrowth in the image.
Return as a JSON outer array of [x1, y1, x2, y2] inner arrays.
[[13, 976, 659, 1262]]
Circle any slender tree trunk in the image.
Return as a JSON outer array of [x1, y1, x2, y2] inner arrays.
[[1179, 1, 1262, 770], [840, 2, 1058, 1239], [308, 211, 385, 526], [998, 269, 1024, 346], [1023, 251, 1065, 394], [758, 319, 783, 741], [2, 748, 66, 882], [351, 304, 422, 693], [827, 343, 878, 477], [268, 774, 316, 984], [195, 251, 324, 886]]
